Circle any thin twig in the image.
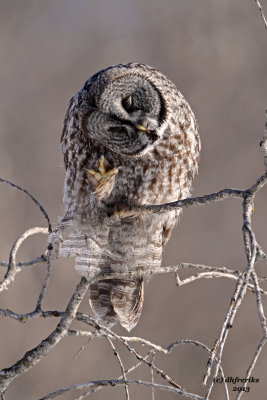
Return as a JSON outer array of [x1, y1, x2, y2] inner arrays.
[[0, 254, 47, 268], [76, 350, 156, 399], [35, 249, 52, 311], [234, 270, 267, 399], [167, 340, 230, 400], [260, 110, 267, 171], [252, 271, 267, 335], [75, 314, 184, 392], [0, 277, 89, 395], [235, 336, 267, 400], [40, 379, 204, 400], [0, 227, 48, 292], [150, 351, 156, 400], [0, 308, 63, 322], [203, 192, 262, 397], [106, 337, 129, 400], [0, 178, 51, 231], [254, 0, 267, 29]]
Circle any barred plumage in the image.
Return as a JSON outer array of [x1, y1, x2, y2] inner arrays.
[[57, 63, 200, 331]]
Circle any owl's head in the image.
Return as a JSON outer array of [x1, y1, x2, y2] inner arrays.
[[77, 64, 170, 156]]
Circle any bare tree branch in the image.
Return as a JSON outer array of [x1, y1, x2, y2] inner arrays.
[[106, 337, 129, 400], [0, 227, 48, 292], [40, 379, 204, 400], [0, 178, 51, 232], [254, 0, 267, 29], [0, 277, 90, 396]]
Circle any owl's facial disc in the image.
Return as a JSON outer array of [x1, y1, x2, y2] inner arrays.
[[89, 74, 165, 156]]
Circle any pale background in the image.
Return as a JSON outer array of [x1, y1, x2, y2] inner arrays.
[[0, 1, 267, 399]]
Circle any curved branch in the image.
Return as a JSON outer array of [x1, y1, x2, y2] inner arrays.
[[0, 178, 51, 231], [0, 254, 48, 268], [40, 379, 204, 400], [0, 227, 48, 292]]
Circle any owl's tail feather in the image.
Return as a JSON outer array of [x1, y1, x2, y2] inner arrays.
[[89, 278, 144, 332]]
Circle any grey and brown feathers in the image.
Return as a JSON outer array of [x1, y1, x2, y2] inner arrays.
[[60, 63, 200, 331]]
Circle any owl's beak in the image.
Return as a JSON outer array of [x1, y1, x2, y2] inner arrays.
[[136, 117, 158, 133], [135, 124, 148, 132]]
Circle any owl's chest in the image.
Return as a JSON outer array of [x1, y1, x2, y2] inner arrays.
[[109, 152, 181, 205]]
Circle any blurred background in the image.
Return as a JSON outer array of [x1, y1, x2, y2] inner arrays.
[[0, 0, 267, 399]]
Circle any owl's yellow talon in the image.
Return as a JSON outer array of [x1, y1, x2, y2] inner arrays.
[[113, 210, 129, 220], [87, 156, 118, 186], [98, 155, 106, 175], [113, 209, 138, 220], [86, 156, 119, 201]]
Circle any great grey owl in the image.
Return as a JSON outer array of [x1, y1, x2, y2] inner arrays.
[[56, 63, 200, 332]]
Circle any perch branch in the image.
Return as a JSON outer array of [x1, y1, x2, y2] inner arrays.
[[132, 175, 267, 216]]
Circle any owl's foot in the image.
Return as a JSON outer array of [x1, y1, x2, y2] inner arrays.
[[86, 156, 119, 201], [113, 209, 137, 220], [113, 206, 149, 220]]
